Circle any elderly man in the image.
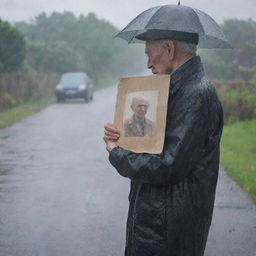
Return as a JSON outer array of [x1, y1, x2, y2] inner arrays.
[[123, 97, 154, 137], [104, 36, 223, 256]]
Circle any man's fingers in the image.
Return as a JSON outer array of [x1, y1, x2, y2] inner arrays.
[[103, 135, 118, 142], [104, 130, 120, 138], [105, 135, 118, 141], [103, 123, 120, 145], [104, 123, 119, 133]]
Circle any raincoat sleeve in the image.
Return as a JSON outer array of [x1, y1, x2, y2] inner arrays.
[[109, 87, 208, 185]]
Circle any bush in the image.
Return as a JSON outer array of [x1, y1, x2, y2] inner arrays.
[[0, 93, 16, 108], [0, 72, 59, 111], [213, 80, 256, 124]]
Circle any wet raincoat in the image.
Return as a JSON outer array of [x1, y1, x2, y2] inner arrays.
[[109, 56, 223, 256]]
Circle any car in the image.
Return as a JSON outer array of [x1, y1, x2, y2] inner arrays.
[[55, 72, 94, 102]]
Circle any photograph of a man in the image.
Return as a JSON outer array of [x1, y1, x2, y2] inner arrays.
[[123, 97, 154, 137]]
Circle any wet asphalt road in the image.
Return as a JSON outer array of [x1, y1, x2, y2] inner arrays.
[[0, 86, 256, 256]]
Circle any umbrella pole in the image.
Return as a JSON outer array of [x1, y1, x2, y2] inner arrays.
[[178, 1, 181, 5]]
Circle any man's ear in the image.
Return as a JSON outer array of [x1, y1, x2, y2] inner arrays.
[[166, 40, 176, 61]]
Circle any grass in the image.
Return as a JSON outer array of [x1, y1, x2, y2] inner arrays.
[[221, 119, 256, 202], [0, 96, 55, 129], [0, 76, 117, 130]]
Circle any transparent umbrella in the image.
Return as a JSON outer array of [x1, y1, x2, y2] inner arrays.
[[116, 4, 232, 49]]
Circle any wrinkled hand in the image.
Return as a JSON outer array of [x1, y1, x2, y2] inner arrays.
[[103, 123, 120, 152]]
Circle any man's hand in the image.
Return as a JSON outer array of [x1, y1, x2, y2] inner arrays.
[[103, 123, 120, 152]]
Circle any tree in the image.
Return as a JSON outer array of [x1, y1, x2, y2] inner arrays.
[[200, 19, 256, 80], [199, 49, 238, 79], [25, 41, 78, 73], [0, 19, 26, 72], [16, 12, 145, 85], [222, 19, 256, 67], [222, 19, 256, 81]]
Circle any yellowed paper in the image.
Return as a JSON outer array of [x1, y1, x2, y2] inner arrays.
[[114, 75, 170, 154]]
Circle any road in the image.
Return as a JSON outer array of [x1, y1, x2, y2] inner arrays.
[[0, 86, 256, 256]]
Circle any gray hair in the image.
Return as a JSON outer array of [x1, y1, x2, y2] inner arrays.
[[150, 39, 197, 57], [177, 41, 197, 57]]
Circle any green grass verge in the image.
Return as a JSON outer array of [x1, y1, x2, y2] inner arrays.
[[221, 119, 256, 202], [0, 96, 55, 129]]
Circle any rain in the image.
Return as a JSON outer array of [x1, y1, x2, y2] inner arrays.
[[0, 1, 256, 255]]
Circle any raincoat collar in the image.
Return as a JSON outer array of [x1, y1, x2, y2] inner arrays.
[[170, 55, 203, 95]]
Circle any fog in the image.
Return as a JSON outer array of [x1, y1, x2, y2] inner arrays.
[[1, 0, 256, 255], [1, 0, 255, 27]]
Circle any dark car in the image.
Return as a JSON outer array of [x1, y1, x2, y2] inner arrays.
[[55, 72, 94, 102]]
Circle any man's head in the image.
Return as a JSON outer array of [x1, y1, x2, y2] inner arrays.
[[131, 97, 149, 119], [145, 40, 197, 74]]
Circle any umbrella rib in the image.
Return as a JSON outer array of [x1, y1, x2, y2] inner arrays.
[[193, 8, 206, 35], [144, 5, 164, 30]]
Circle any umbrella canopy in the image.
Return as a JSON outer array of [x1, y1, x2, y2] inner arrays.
[[116, 5, 232, 49]]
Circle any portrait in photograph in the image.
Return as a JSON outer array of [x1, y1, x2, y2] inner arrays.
[[114, 75, 170, 154], [123, 91, 158, 137]]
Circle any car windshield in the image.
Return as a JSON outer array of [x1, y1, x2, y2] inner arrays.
[[60, 74, 86, 85]]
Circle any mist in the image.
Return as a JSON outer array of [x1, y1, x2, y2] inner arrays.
[[1, 0, 256, 255], [1, 0, 255, 28]]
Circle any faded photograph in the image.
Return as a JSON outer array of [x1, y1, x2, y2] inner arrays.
[[123, 90, 158, 137]]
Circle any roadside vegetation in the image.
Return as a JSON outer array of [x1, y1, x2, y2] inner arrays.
[[0, 72, 58, 111], [0, 12, 145, 128], [214, 77, 256, 203], [199, 19, 256, 202], [0, 96, 54, 129], [0, 12, 145, 112], [221, 120, 256, 202]]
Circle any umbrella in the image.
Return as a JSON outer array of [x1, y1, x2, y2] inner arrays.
[[116, 4, 232, 49]]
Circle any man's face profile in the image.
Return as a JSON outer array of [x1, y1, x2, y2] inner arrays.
[[145, 41, 172, 75], [131, 98, 149, 119]]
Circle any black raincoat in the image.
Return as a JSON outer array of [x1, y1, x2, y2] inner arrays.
[[109, 56, 223, 256]]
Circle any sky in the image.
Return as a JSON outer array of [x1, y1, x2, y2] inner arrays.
[[0, 0, 255, 28]]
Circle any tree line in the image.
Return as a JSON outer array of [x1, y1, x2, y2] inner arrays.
[[0, 11, 146, 110], [0, 12, 145, 85], [1, 14, 256, 82], [199, 19, 256, 124], [200, 18, 256, 82]]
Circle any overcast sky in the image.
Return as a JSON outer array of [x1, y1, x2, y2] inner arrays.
[[1, 0, 255, 28]]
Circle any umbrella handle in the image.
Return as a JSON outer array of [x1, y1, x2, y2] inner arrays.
[[178, 1, 181, 5]]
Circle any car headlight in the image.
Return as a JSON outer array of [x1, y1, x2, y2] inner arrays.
[[78, 84, 87, 91], [56, 84, 63, 91]]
